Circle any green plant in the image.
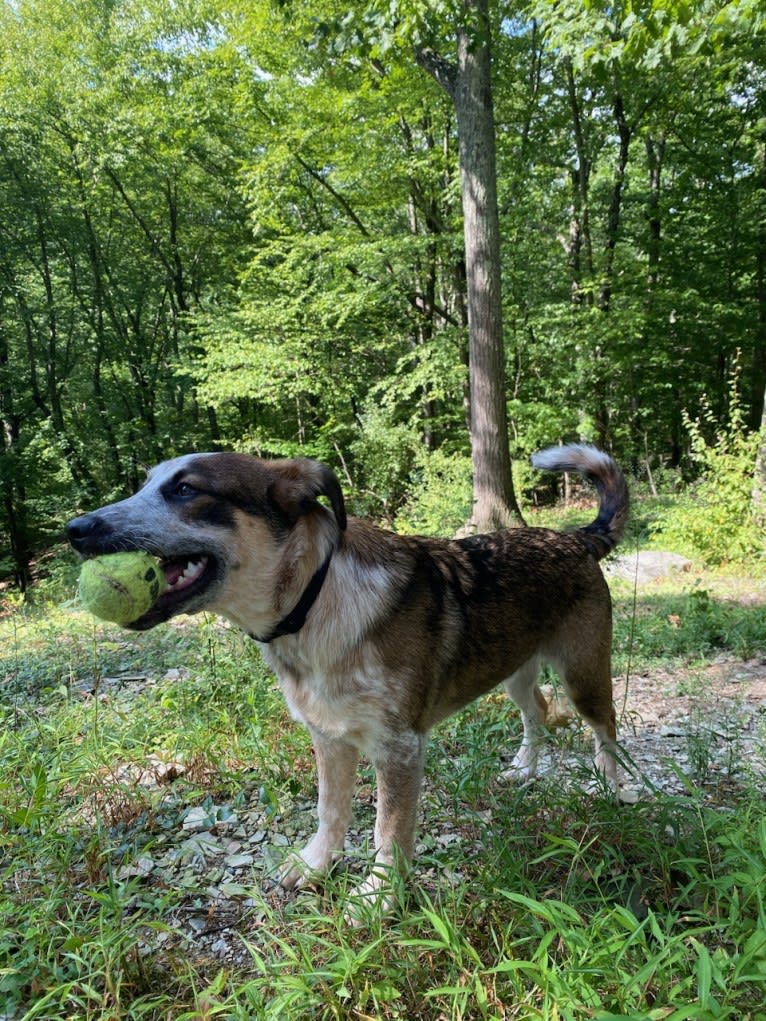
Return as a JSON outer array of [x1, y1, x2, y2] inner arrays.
[[394, 447, 473, 536], [651, 369, 763, 567]]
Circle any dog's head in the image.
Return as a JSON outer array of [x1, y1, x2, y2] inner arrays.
[[66, 453, 347, 632]]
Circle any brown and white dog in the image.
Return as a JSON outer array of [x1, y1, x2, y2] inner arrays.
[[67, 444, 628, 916]]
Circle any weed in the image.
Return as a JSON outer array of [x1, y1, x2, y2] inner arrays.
[[650, 367, 763, 568]]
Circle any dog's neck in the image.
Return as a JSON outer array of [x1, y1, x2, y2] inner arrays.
[[251, 548, 334, 644]]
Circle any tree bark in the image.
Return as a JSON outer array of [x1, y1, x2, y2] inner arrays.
[[753, 383, 766, 527], [599, 91, 631, 314], [417, 0, 523, 530], [565, 58, 593, 304], [751, 127, 766, 432], [0, 312, 31, 590]]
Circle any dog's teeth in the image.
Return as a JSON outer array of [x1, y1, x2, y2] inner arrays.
[[166, 557, 207, 592]]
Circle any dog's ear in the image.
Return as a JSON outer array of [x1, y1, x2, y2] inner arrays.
[[269, 459, 347, 531]]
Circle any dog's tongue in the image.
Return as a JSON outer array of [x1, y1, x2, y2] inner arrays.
[[162, 556, 207, 591]]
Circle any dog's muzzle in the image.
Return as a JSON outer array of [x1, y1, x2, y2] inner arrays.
[[67, 513, 115, 556]]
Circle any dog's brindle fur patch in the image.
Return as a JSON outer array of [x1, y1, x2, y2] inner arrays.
[[67, 445, 628, 918]]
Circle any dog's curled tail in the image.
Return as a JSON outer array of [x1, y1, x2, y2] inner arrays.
[[531, 444, 629, 560]]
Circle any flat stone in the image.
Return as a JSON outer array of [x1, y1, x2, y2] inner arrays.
[[224, 853, 254, 868], [117, 856, 155, 879], [183, 807, 212, 831], [180, 833, 224, 859], [606, 551, 693, 584]]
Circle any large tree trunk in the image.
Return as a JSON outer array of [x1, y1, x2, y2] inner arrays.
[[0, 318, 32, 590], [753, 383, 766, 527], [417, 0, 523, 531]]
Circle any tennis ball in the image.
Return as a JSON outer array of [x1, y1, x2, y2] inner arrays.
[[78, 552, 166, 625]]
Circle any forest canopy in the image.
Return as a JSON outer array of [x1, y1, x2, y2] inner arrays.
[[1, 0, 765, 586]]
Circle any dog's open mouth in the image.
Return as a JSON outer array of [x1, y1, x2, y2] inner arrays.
[[129, 553, 219, 629], [162, 555, 210, 595]]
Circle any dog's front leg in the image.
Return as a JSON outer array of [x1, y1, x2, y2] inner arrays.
[[347, 730, 426, 924], [280, 728, 359, 891]]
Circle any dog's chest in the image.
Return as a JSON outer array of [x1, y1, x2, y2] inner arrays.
[[267, 652, 394, 753]]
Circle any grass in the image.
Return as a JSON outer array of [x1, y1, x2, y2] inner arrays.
[[1, 559, 765, 1019]]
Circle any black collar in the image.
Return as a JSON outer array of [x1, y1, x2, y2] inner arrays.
[[251, 549, 334, 644]]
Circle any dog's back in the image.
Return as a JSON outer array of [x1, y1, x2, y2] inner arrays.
[[320, 444, 628, 730]]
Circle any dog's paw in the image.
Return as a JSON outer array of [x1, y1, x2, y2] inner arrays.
[[279, 834, 338, 891], [500, 749, 539, 785], [279, 854, 312, 891], [344, 869, 397, 928], [499, 766, 534, 785]]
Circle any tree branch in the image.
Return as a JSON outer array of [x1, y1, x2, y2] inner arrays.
[[415, 46, 457, 99]]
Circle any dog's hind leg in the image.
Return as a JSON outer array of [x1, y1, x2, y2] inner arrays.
[[566, 679, 618, 790], [501, 656, 548, 783], [280, 730, 359, 890], [551, 627, 619, 791]]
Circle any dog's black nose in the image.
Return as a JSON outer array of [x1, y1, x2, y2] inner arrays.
[[66, 514, 107, 552]]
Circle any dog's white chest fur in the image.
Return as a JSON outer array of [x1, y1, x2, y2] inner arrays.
[[269, 653, 395, 755]]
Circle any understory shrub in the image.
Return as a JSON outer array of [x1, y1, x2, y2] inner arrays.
[[651, 386, 763, 567], [395, 448, 472, 536]]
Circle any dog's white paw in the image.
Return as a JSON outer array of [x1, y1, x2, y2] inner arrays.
[[500, 765, 535, 785], [500, 748, 539, 785], [279, 834, 337, 891], [344, 869, 397, 928], [279, 854, 311, 891]]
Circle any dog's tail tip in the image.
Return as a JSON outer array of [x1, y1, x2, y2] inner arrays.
[[532, 443, 629, 559], [531, 443, 612, 474]]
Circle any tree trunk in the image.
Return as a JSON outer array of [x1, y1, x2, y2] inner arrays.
[[751, 128, 766, 431], [0, 317, 32, 590], [565, 58, 593, 304], [645, 132, 666, 293], [753, 383, 766, 527], [416, 0, 523, 531], [599, 91, 631, 313]]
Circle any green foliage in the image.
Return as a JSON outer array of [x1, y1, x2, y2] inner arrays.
[[613, 584, 766, 669], [2, 0, 766, 586], [349, 405, 421, 518], [394, 446, 473, 535], [651, 381, 763, 566]]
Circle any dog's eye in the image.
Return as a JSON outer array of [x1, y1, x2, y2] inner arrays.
[[174, 481, 197, 499]]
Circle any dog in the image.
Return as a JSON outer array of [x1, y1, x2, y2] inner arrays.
[[67, 444, 628, 917]]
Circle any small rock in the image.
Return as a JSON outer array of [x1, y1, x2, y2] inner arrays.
[[618, 787, 641, 805], [224, 853, 254, 868], [218, 882, 252, 898], [180, 833, 224, 859], [435, 833, 460, 847], [660, 726, 686, 738], [183, 807, 212, 831], [117, 855, 155, 879]]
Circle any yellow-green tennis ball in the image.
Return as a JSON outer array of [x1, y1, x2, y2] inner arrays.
[[78, 552, 166, 625]]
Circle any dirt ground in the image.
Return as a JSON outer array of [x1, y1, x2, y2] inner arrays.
[[542, 653, 766, 798]]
